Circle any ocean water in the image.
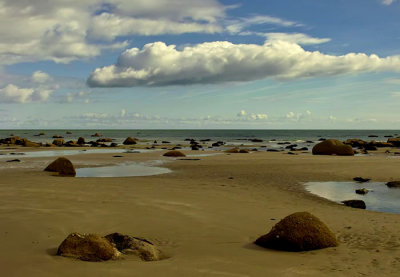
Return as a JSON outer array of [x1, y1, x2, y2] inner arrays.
[[1, 129, 398, 145]]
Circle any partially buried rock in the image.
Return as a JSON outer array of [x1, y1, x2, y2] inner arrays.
[[239, 149, 249, 153], [355, 188, 369, 195], [225, 147, 240, 153], [312, 139, 354, 156], [342, 200, 366, 209], [57, 233, 120, 262], [105, 233, 162, 261], [254, 212, 338, 252], [123, 137, 137, 145], [386, 181, 400, 188], [163, 150, 186, 157], [44, 157, 76, 176], [353, 177, 370, 183]]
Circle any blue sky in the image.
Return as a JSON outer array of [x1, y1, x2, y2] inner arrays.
[[0, 0, 400, 129]]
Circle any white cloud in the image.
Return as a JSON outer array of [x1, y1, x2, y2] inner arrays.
[[286, 112, 295, 119], [265, 33, 330, 45], [237, 110, 247, 117], [329, 115, 337, 121], [0, 0, 226, 65], [88, 40, 400, 87], [226, 15, 300, 34], [64, 91, 90, 103], [306, 110, 312, 115], [0, 84, 51, 103], [32, 71, 51, 83]]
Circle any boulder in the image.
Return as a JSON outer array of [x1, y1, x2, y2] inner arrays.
[[53, 135, 64, 138], [163, 150, 186, 157], [387, 137, 400, 147], [66, 131, 72, 134], [105, 233, 162, 261], [251, 139, 263, 142], [57, 233, 119, 262], [344, 139, 367, 147], [225, 147, 240, 153], [65, 140, 78, 147], [97, 138, 113, 142], [342, 200, 366, 209], [22, 139, 40, 147], [254, 212, 338, 251], [123, 137, 137, 145], [239, 149, 249, 153], [355, 188, 369, 195], [353, 177, 370, 183], [44, 157, 76, 176], [77, 137, 86, 145], [386, 181, 400, 188], [52, 139, 64, 146], [91, 132, 102, 137], [312, 139, 354, 156]]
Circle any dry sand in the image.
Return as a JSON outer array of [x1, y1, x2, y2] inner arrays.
[[1, 147, 400, 276]]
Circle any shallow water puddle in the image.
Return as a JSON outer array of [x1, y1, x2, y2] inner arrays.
[[304, 181, 400, 214], [75, 161, 171, 177]]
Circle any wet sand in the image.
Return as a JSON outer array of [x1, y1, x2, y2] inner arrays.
[[1, 147, 400, 276]]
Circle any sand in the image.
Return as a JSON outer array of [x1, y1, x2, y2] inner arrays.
[[1, 147, 400, 276]]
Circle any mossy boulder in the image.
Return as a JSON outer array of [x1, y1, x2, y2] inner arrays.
[[105, 233, 162, 261], [312, 139, 354, 156], [163, 150, 186, 157], [44, 157, 76, 176], [57, 233, 119, 262], [254, 212, 338, 252], [123, 137, 137, 145]]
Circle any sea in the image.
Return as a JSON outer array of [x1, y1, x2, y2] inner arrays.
[[0, 129, 399, 148]]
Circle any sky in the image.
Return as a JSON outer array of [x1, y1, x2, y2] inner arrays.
[[0, 0, 400, 129]]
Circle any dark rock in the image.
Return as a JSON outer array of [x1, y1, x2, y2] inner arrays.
[[342, 200, 366, 209], [66, 131, 72, 134], [225, 147, 239, 153], [44, 157, 76, 176], [254, 212, 338, 251], [163, 150, 185, 157], [7, 159, 20, 162], [353, 177, 370, 183], [239, 149, 249, 153], [110, 143, 118, 147], [123, 137, 137, 145], [97, 138, 113, 142], [77, 137, 86, 145], [91, 133, 102, 137], [251, 139, 263, 143], [267, 149, 280, 152], [52, 135, 64, 138], [52, 139, 64, 146], [162, 141, 170, 144], [387, 137, 400, 146], [355, 188, 369, 195], [386, 181, 400, 188], [312, 139, 354, 156]]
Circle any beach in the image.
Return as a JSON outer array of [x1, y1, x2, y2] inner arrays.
[[1, 144, 400, 276]]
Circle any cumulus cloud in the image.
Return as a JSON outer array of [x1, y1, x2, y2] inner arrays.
[[237, 110, 247, 117], [32, 71, 51, 83], [120, 108, 126, 117], [0, 84, 51, 103], [88, 40, 400, 87], [0, 0, 226, 65], [64, 91, 90, 103], [237, 110, 268, 120]]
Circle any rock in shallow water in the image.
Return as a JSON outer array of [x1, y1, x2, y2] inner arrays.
[[254, 212, 338, 252], [342, 200, 366, 209], [44, 157, 76, 176], [386, 181, 400, 188]]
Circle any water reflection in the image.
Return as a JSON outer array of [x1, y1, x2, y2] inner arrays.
[[75, 161, 171, 178], [305, 181, 400, 214]]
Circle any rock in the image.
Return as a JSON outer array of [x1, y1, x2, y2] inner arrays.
[[44, 157, 76, 176], [39, 132, 45, 135], [386, 181, 400, 188], [163, 150, 186, 157], [7, 159, 20, 162], [287, 152, 297, 155], [254, 212, 338, 252], [97, 138, 113, 142], [22, 139, 40, 147], [251, 139, 263, 142], [212, 141, 224, 147], [162, 141, 170, 144], [52, 139, 64, 146], [355, 188, 369, 195], [91, 132, 102, 137], [225, 147, 240, 153], [57, 233, 119, 262], [353, 177, 370, 183], [312, 139, 354, 156], [123, 137, 137, 145], [363, 144, 377, 151], [191, 145, 200, 151], [344, 139, 367, 147], [77, 137, 86, 145], [342, 200, 366, 209], [65, 140, 78, 147], [105, 233, 162, 261], [200, 139, 211, 142], [387, 137, 400, 147], [368, 135, 378, 138], [267, 149, 280, 152], [318, 138, 326, 141], [110, 143, 118, 147], [239, 149, 249, 153], [66, 131, 72, 134], [52, 135, 64, 138]]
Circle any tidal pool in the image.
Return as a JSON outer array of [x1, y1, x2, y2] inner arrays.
[[304, 181, 400, 214], [75, 161, 171, 178]]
